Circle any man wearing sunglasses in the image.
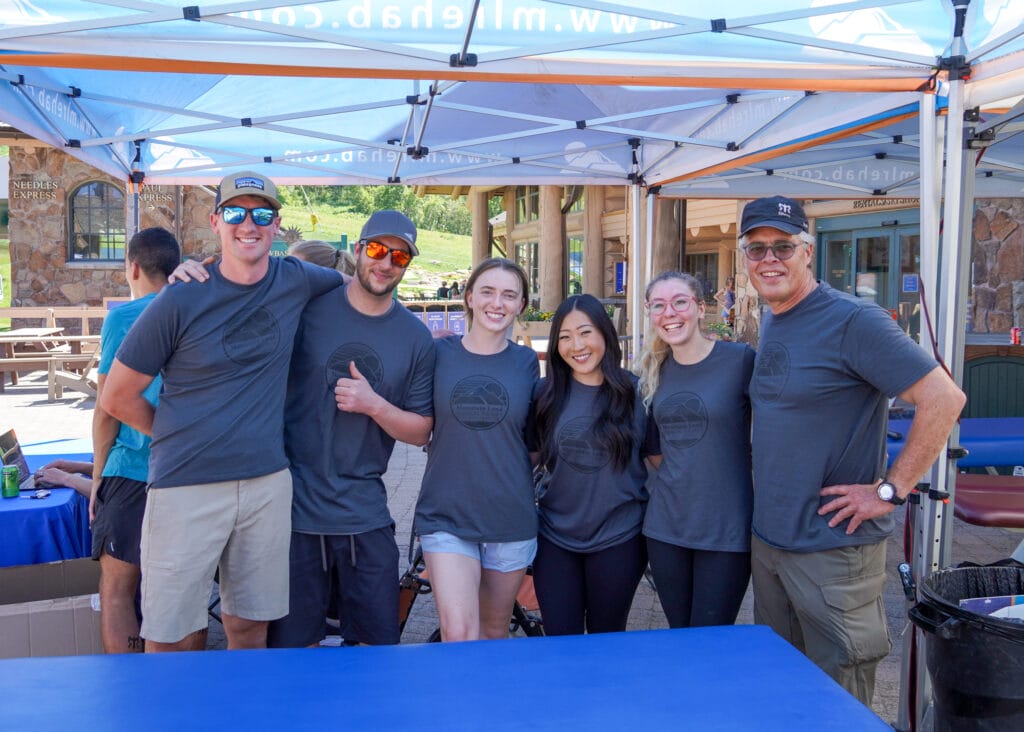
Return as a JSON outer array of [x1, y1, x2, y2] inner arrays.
[[102, 171, 345, 653], [742, 196, 965, 705], [269, 209, 435, 649]]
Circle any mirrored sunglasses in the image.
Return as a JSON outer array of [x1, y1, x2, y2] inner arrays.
[[220, 205, 276, 227], [645, 295, 698, 317], [364, 240, 413, 268], [742, 240, 801, 262]]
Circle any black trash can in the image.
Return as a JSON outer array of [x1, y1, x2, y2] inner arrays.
[[909, 565, 1024, 731]]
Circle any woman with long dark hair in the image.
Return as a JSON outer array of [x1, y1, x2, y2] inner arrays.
[[413, 257, 540, 641], [531, 294, 648, 635], [636, 271, 755, 628]]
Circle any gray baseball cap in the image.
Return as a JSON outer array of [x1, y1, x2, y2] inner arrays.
[[359, 210, 419, 256]]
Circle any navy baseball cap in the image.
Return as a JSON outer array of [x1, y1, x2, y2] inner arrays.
[[360, 210, 419, 256], [740, 196, 809, 236]]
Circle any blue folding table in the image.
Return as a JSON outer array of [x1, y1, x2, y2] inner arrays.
[[0, 438, 93, 567], [0, 626, 887, 731]]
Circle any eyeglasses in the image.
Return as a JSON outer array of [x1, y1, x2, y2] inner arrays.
[[363, 240, 413, 268], [219, 205, 276, 227], [645, 295, 698, 317], [741, 240, 802, 262]]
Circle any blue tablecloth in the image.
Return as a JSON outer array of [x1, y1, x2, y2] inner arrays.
[[887, 417, 1024, 468], [0, 440, 93, 568], [0, 625, 887, 730]]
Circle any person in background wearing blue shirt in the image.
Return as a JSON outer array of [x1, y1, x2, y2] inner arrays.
[[39, 227, 183, 653]]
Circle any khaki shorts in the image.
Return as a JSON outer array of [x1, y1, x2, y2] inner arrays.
[[140, 469, 292, 644]]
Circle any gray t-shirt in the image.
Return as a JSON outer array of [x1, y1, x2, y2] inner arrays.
[[750, 282, 937, 552], [536, 374, 649, 553], [414, 336, 540, 543], [643, 341, 755, 553], [115, 257, 341, 488], [286, 284, 435, 535]]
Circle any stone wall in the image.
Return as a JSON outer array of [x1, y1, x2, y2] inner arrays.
[[972, 198, 1023, 333], [7, 145, 214, 309]]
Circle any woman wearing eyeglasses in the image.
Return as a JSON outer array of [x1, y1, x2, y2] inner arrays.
[[413, 257, 540, 642], [635, 271, 755, 628], [530, 294, 649, 635]]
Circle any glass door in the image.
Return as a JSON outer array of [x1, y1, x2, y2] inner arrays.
[[822, 234, 854, 296], [854, 229, 891, 309], [819, 226, 921, 341]]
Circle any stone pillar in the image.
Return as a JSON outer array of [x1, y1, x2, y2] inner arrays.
[[470, 189, 491, 266], [583, 186, 605, 296], [539, 185, 565, 312], [653, 197, 681, 278]]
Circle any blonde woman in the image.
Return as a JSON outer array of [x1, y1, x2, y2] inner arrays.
[[636, 271, 755, 628]]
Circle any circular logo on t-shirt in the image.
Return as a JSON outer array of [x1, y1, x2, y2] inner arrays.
[[754, 341, 790, 403], [557, 416, 609, 473], [325, 343, 384, 391], [657, 391, 708, 449], [450, 375, 509, 430], [222, 307, 280, 365]]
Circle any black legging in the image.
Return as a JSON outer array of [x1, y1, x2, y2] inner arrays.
[[532, 532, 647, 636], [646, 537, 751, 628]]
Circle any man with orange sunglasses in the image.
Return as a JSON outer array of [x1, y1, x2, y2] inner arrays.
[[268, 210, 437, 648]]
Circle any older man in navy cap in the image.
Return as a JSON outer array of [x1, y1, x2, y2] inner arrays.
[[741, 196, 964, 705], [268, 209, 436, 649], [103, 171, 345, 653]]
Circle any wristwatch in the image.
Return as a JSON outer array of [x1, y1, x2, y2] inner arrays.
[[876, 480, 906, 506]]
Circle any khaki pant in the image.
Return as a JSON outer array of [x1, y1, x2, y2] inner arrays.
[[751, 535, 891, 706]]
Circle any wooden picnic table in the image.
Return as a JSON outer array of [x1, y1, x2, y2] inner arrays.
[[0, 331, 101, 391]]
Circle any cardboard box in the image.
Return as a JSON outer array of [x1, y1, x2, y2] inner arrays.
[[0, 558, 102, 658]]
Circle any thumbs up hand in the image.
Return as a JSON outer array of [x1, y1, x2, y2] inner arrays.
[[335, 360, 381, 416]]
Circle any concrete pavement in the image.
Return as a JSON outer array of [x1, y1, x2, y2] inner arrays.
[[4, 370, 1021, 725]]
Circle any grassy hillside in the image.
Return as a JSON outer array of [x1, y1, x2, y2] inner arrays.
[[278, 206, 474, 300]]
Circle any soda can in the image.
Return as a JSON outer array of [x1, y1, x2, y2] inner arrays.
[[1012, 327, 1021, 345], [2, 465, 20, 499]]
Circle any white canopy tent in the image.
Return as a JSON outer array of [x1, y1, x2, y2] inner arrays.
[[3, 2, 1024, 728]]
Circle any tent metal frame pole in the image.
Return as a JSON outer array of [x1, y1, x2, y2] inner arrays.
[[645, 188, 656, 286], [913, 2, 974, 720], [896, 91, 942, 732], [629, 184, 643, 365]]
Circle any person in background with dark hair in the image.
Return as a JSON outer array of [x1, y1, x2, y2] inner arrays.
[[531, 294, 648, 635], [635, 271, 755, 630], [448, 280, 460, 298], [51, 227, 184, 653], [413, 257, 539, 642], [436, 281, 450, 300]]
